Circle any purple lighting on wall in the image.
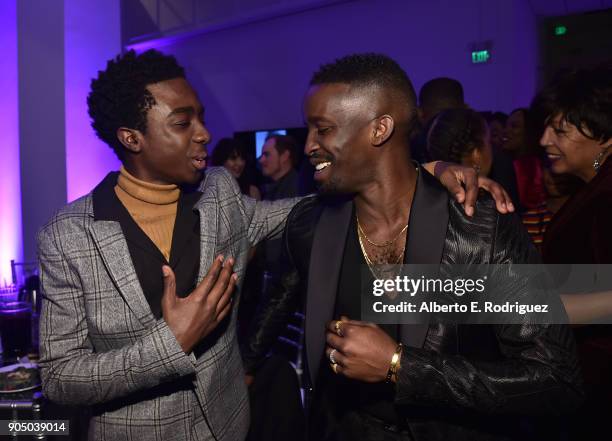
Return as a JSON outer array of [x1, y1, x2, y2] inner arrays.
[[0, 0, 22, 284], [65, 0, 121, 202]]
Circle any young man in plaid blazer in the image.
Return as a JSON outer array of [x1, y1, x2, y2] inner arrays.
[[37, 50, 299, 441]]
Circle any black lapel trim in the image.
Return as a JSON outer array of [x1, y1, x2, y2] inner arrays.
[[305, 198, 353, 387], [93, 171, 178, 264], [92, 172, 121, 220], [400, 167, 449, 348], [169, 189, 202, 268]]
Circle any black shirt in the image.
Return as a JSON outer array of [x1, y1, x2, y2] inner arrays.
[[263, 169, 300, 201], [92, 172, 202, 319], [318, 208, 404, 424]]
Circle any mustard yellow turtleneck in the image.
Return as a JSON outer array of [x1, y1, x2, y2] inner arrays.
[[114, 166, 180, 261]]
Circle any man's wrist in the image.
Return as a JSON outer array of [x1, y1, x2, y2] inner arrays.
[[386, 343, 403, 383]]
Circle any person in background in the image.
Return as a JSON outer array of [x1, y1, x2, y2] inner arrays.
[[424, 106, 520, 216], [253, 134, 305, 364], [503, 108, 547, 209], [211, 137, 261, 200], [535, 64, 612, 440], [427, 108, 493, 177], [485, 111, 521, 210], [418, 77, 466, 126], [259, 134, 300, 200], [502, 107, 548, 247], [487, 111, 508, 151], [411, 77, 466, 163]]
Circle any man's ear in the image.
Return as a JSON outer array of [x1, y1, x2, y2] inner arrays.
[[117, 127, 142, 153], [371, 115, 395, 146]]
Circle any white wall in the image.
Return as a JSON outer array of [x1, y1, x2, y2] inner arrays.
[[148, 0, 539, 142]]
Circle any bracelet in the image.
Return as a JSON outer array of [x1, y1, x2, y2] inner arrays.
[[386, 343, 403, 383]]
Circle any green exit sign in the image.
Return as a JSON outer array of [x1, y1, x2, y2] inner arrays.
[[554, 25, 567, 36], [471, 50, 490, 64]]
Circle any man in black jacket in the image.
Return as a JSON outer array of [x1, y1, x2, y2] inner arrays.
[[244, 53, 582, 441]]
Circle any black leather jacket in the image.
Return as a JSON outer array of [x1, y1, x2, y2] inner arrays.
[[243, 169, 583, 440]]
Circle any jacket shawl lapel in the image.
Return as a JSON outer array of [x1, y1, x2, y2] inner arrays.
[[306, 167, 449, 385]]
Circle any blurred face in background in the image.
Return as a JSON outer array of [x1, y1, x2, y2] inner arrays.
[[503, 110, 526, 152], [224, 151, 246, 179], [259, 138, 290, 180], [468, 125, 494, 177], [489, 120, 505, 151]]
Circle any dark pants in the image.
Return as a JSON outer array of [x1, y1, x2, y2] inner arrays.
[[323, 411, 414, 441], [246, 355, 306, 441]]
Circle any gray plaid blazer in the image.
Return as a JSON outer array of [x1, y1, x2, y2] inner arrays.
[[37, 167, 300, 441]]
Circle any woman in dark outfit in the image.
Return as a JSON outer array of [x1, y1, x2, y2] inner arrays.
[[537, 64, 612, 440]]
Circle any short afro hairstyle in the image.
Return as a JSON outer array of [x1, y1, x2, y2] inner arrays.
[[87, 49, 186, 160], [531, 64, 612, 144], [310, 53, 417, 129]]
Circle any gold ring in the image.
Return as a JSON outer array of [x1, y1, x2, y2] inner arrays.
[[331, 362, 339, 374], [334, 320, 343, 337]]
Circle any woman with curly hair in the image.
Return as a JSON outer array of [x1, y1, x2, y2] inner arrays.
[[427, 108, 493, 177]]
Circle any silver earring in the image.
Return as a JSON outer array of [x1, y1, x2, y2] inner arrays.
[[593, 147, 610, 173]]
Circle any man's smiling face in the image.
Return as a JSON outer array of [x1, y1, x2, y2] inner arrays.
[[303, 83, 378, 194]]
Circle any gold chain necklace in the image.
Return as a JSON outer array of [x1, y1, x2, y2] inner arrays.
[[357, 223, 406, 268], [356, 215, 409, 247]]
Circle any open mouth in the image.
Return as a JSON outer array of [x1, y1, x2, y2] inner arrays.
[[314, 162, 332, 172], [192, 157, 207, 170], [546, 150, 563, 161]]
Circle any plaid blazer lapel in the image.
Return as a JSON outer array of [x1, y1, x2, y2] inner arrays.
[[194, 185, 219, 283], [88, 220, 157, 328]]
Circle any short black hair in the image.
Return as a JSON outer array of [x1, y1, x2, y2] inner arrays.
[[87, 49, 186, 160], [419, 77, 464, 110], [266, 134, 299, 167], [427, 108, 487, 164], [310, 53, 417, 128], [531, 64, 612, 143]]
